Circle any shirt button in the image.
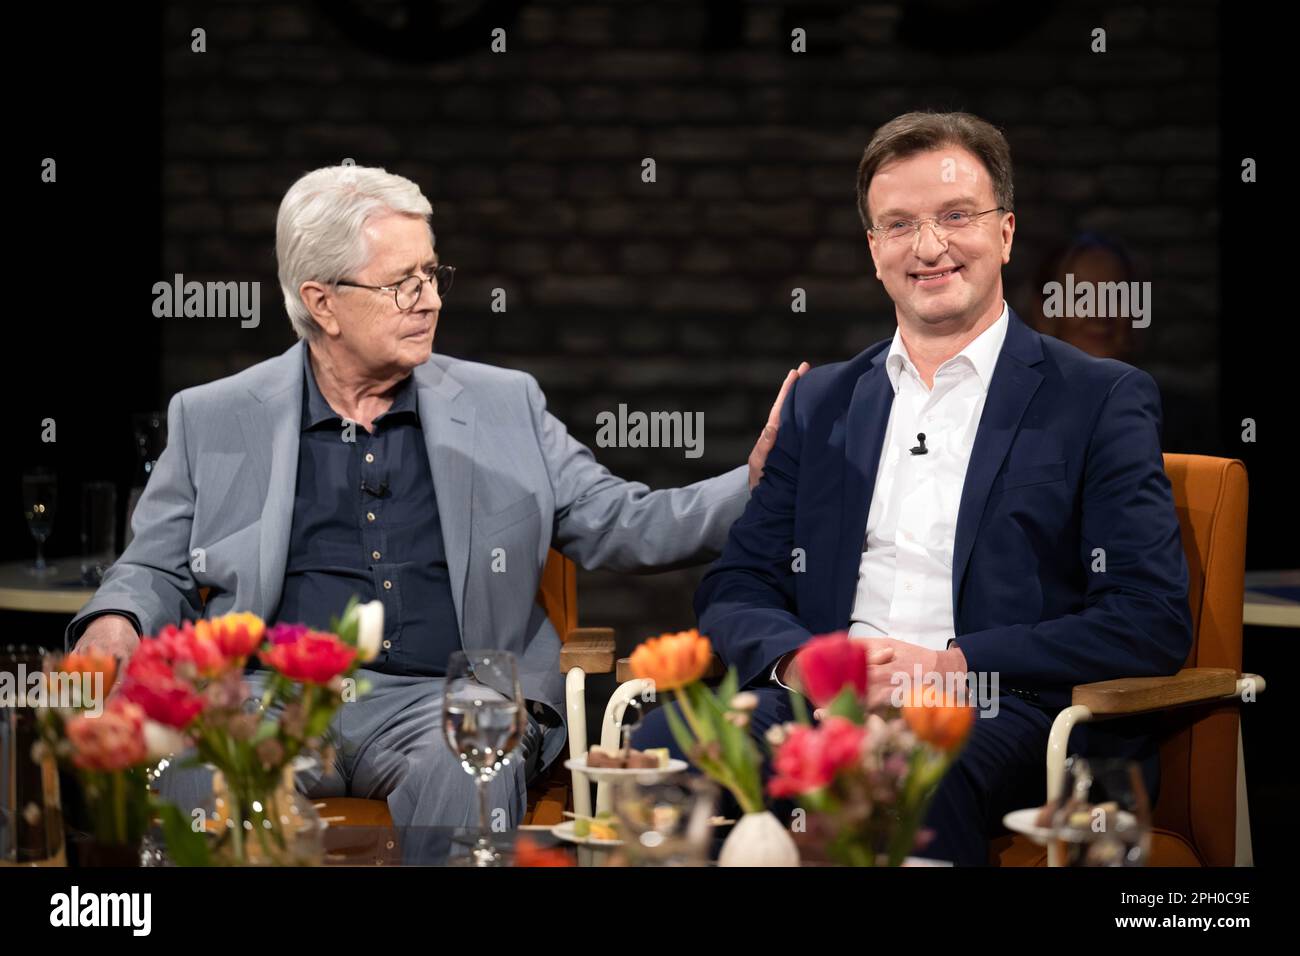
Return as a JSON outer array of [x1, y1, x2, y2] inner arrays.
[[382, 640, 392, 650], [367, 512, 376, 522], [383, 580, 392, 590], [372, 550, 381, 560], [365, 452, 375, 463]]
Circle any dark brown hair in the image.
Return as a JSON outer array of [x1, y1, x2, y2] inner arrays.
[[855, 111, 1015, 231]]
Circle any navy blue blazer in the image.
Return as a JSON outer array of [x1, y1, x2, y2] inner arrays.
[[697, 307, 1193, 715]]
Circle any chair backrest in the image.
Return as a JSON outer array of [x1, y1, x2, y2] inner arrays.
[[537, 549, 578, 640], [1154, 454, 1249, 865]]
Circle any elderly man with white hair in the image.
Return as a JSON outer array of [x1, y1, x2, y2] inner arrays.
[[68, 165, 805, 839]]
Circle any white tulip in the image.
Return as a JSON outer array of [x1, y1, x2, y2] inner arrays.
[[144, 721, 187, 760], [354, 600, 384, 662]]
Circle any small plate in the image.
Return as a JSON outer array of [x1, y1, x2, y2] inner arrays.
[[551, 815, 736, 849], [1003, 807, 1140, 846], [551, 820, 623, 847], [1002, 807, 1054, 845], [564, 755, 688, 783]]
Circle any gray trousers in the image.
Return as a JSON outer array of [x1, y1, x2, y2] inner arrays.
[[156, 668, 563, 833]]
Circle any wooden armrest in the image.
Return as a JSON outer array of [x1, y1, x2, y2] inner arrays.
[[1071, 667, 1240, 716], [560, 628, 616, 674], [616, 652, 727, 685]]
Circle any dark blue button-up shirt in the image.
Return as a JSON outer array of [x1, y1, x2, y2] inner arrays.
[[272, 347, 462, 676]]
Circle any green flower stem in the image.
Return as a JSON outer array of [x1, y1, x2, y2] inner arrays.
[[672, 686, 764, 816], [671, 686, 708, 742], [883, 750, 951, 866], [112, 771, 126, 845], [260, 681, 276, 715], [227, 789, 245, 863]]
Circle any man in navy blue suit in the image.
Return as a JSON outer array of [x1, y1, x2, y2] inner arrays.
[[633, 111, 1192, 865]]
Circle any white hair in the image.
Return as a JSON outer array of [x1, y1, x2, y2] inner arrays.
[[275, 165, 434, 340]]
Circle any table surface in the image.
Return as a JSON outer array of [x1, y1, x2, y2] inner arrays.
[[1243, 569, 1300, 628], [321, 824, 633, 867], [0, 559, 95, 614], [5, 555, 1294, 629], [314, 824, 951, 867]]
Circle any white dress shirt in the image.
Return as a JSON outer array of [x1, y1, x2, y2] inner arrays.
[[772, 300, 1009, 688]]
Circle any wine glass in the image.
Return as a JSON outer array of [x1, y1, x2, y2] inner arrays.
[[1047, 756, 1152, 866], [442, 650, 525, 866], [21, 470, 58, 576], [79, 481, 118, 586], [125, 412, 167, 549], [131, 411, 167, 484]]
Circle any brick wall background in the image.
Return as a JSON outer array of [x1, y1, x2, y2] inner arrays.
[[156, 0, 1220, 655]]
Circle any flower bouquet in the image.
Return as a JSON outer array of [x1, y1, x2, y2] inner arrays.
[[36, 649, 163, 864], [627, 629, 797, 866], [768, 633, 975, 866], [118, 599, 382, 865]]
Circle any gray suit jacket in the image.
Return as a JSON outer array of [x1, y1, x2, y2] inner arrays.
[[68, 341, 750, 768]]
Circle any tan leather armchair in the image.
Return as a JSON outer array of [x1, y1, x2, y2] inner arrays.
[[990, 454, 1261, 865], [597, 454, 1264, 866]]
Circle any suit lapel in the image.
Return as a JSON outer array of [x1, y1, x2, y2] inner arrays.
[[950, 310, 1045, 615], [415, 361, 475, 638], [249, 349, 304, 620], [834, 358, 894, 627]]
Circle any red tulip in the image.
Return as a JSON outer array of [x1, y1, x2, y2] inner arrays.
[[259, 631, 356, 686], [266, 623, 310, 647], [794, 633, 868, 707], [121, 640, 206, 728], [767, 716, 866, 798], [156, 623, 227, 678]]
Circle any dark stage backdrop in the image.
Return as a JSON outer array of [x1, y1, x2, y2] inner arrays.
[[146, 0, 1226, 649]]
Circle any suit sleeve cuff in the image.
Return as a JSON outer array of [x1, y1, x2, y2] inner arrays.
[[67, 609, 142, 649], [769, 652, 796, 691]]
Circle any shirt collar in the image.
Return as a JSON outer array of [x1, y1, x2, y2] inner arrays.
[[885, 299, 1009, 394], [301, 346, 419, 430]]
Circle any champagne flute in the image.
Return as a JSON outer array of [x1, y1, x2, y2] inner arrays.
[[21, 470, 58, 576], [442, 650, 524, 866]]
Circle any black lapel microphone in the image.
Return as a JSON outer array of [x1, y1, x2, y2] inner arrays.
[[909, 432, 929, 455]]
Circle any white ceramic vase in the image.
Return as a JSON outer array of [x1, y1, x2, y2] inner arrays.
[[718, 810, 801, 867]]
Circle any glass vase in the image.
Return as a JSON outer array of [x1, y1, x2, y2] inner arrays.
[[209, 765, 325, 866]]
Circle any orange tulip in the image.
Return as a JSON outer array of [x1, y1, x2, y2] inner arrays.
[[900, 684, 975, 752], [628, 629, 713, 693], [58, 648, 119, 697], [195, 612, 265, 662]]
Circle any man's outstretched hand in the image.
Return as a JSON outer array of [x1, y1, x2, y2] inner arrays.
[[748, 362, 810, 490], [72, 613, 140, 698]]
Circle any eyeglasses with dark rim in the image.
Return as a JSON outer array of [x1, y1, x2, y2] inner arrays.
[[336, 264, 456, 311], [869, 207, 1007, 243]]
